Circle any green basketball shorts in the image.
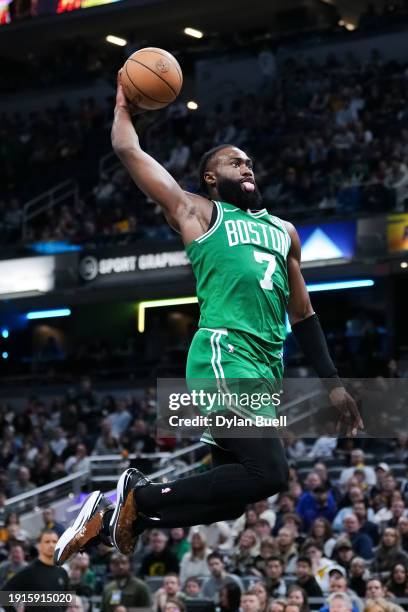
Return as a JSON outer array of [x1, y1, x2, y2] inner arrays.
[[186, 327, 283, 425]]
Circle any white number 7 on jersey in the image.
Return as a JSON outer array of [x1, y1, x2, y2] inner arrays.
[[253, 251, 276, 291]]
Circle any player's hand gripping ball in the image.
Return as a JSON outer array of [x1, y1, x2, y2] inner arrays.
[[119, 47, 183, 111]]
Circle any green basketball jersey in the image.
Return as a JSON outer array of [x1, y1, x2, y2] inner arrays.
[[185, 201, 291, 363]]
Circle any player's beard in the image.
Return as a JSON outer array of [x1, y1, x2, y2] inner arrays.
[[217, 177, 263, 211]]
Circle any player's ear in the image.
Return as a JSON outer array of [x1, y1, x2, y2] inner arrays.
[[204, 171, 216, 187]]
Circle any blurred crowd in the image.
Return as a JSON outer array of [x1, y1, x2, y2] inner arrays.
[[1, 411, 408, 611], [0, 377, 163, 496], [3, 48, 408, 247]]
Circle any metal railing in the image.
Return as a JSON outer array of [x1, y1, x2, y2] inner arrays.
[[4, 443, 205, 515], [4, 470, 88, 513], [22, 179, 79, 239]]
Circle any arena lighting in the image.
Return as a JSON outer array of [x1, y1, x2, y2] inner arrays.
[[26, 308, 72, 320], [307, 279, 374, 292], [183, 27, 204, 39], [105, 35, 127, 47], [1, 329, 9, 339], [187, 101, 198, 110], [2, 352, 8, 359], [138, 297, 198, 332], [344, 22, 356, 31], [401, 262, 408, 269]]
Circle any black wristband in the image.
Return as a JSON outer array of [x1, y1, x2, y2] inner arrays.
[[291, 314, 342, 391]]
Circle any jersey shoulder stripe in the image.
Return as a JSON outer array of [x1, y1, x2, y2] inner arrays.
[[196, 201, 224, 244]]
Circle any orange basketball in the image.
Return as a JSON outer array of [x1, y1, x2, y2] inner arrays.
[[120, 47, 183, 111]]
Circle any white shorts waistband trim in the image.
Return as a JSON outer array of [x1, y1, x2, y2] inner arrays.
[[200, 327, 228, 335]]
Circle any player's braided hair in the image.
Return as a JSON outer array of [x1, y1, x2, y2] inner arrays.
[[198, 144, 234, 193]]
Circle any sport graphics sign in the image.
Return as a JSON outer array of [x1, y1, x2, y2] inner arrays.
[[78, 243, 190, 286]]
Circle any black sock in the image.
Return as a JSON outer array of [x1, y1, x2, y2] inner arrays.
[[101, 508, 114, 537]]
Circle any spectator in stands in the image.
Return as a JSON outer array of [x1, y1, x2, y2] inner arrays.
[[326, 575, 362, 612], [371, 528, 408, 573], [307, 426, 338, 459], [365, 579, 386, 601], [127, 418, 157, 471], [274, 494, 296, 535], [339, 451, 376, 491], [386, 500, 407, 528], [241, 592, 261, 612], [182, 577, 202, 600], [385, 562, 408, 598], [296, 483, 337, 531], [71, 552, 96, 593], [93, 421, 120, 455], [333, 488, 369, 532], [351, 502, 379, 545], [323, 592, 353, 612], [153, 573, 183, 612], [218, 581, 242, 612], [253, 500, 276, 531], [277, 527, 298, 573], [231, 529, 259, 576], [309, 518, 337, 558], [0, 544, 26, 587], [101, 552, 150, 612], [164, 600, 186, 612], [169, 528, 190, 562], [373, 479, 401, 523], [9, 466, 36, 498], [4, 513, 30, 545], [194, 521, 233, 551], [201, 551, 243, 604], [68, 562, 93, 598], [140, 530, 180, 578], [50, 427, 68, 457], [332, 539, 355, 574], [341, 514, 373, 559], [106, 400, 132, 440], [42, 507, 65, 537], [249, 582, 269, 612], [284, 431, 307, 462], [255, 518, 273, 541], [397, 516, 408, 551], [269, 599, 287, 612], [179, 530, 211, 586], [348, 558, 368, 598], [4, 529, 68, 608], [302, 540, 332, 591], [253, 537, 279, 576], [295, 556, 323, 597], [264, 557, 287, 598], [64, 444, 90, 474], [286, 585, 309, 612]]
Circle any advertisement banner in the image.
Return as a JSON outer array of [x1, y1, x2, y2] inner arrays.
[[387, 213, 408, 253], [78, 242, 192, 287], [297, 220, 356, 264]]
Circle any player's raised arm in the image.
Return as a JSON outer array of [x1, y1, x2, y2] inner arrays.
[[284, 221, 364, 437], [111, 78, 211, 243]]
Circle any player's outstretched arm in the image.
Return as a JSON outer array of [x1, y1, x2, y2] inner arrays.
[[284, 222, 364, 437], [111, 77, 211, 243]]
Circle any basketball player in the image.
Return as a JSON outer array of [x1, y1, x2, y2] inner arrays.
[[55, 78, 363, 564]]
